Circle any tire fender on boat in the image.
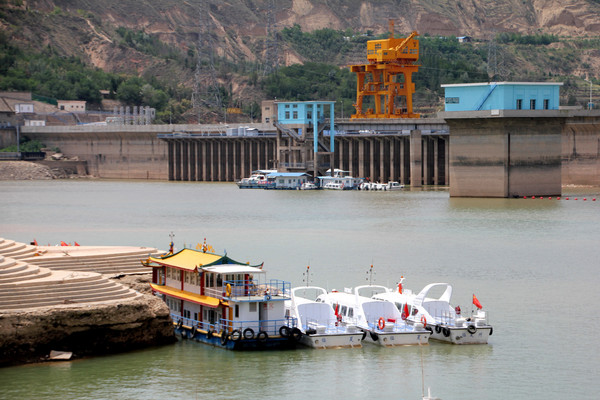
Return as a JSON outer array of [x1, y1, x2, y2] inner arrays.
[[231, 329, 242, 342], [206, 329, 213, 339], [291, 327, 303, 342], [220, 332, 229, 346], [442, 327, 451, 337], [176, 320, 183, 329], [361, 330, 367, 341], [279, 325, 291, 338], [191, 326, 197, 337], [378, 317, 385, 330], [467, 324, 477, 334], [435, 325, 442, 334], [243, 327, 255, 340], [489, 326, 493, 336], [257, 331, 268, 343], [370, 331, 379, 341]]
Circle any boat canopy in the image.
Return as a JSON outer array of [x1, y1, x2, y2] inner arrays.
[[145, 248, 261, 271], [150, 283, 221, 308], [203, 265, 265, 274]]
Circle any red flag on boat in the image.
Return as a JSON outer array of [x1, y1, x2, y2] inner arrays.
[[33, 239, 38, 246], [397, 282, 403, 294], [74, 242, 80, 246], [473, 294, 483, 309], [60, 241, 68, 246], [402, 303, 409, 320]]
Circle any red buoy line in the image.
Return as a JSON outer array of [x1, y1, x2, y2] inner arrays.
[[522, 196, 597, 201]]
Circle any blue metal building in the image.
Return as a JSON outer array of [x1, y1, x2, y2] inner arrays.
[[441, 82, 562, 112]]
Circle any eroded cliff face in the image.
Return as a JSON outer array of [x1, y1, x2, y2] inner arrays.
[[0, 294, 175, 366], [5, 0, 600, 74]]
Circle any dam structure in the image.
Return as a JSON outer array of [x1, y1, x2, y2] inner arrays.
[[15, 110, 600, 194]]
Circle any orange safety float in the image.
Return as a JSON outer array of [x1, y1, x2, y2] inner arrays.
[[420, 315, 427, 328], [378, 317, 386, 330]]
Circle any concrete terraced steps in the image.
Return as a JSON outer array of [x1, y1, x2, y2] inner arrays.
[[0, 258, 142, 311], [0, 238, 161, 276], [0, 238, 161, 312]]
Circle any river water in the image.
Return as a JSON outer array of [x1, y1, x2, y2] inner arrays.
[[1, 181, 599, 399]]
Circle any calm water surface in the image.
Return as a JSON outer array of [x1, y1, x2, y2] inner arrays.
[[1, 181, 599, 399]]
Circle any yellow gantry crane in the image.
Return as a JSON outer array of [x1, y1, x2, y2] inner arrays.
[[351, 20, 420, 119]]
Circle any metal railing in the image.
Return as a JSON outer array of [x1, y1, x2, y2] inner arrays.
[[223, 279, 291, 301]]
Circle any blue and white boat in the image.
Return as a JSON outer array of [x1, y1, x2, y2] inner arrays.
[[317, 169, 363, 190], [145, 247, 301, 350], [236, 169, 277, 188]]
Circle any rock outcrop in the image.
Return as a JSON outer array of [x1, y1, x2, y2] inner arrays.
[[0, 238, 176, 366]]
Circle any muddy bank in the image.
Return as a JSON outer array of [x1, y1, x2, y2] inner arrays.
[[0, 293, 176, 367], [0, 161, 90, 180]]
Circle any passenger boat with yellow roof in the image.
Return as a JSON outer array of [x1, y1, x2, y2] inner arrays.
[[143, 242, 301, 350]]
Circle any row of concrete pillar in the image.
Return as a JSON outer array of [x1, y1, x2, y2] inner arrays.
[[168, 139, 277, 182], [167, 132, 448, 185]]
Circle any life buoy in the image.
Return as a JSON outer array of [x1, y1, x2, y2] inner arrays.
[[230, 329, 242, 342], [225, 283, 232, 297], [378, 317, 385, 330], [467, 324, 477, 334], [243, 327, 255, 340], [420, 315, 427, 328], [279, 325, 291, 338]]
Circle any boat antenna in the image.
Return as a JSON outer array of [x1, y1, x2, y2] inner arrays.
[[366, 264, 375, 285], [302, 264, 312, 286]]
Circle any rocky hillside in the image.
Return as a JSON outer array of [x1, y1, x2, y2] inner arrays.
[[1, 0, 599, 118], [4, 1, 600, 73]]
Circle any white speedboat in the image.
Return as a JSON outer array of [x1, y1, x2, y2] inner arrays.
[[359, 181, 404, 191], [372, 279, 493, 344], [324, 285, 430, 346], [300, 181, 319, 190], [286, 286, 363, 349]]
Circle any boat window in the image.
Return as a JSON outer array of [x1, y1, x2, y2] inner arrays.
[[249, 303, 257, 313], [395, 302, 402, 311], [341, 305, 348, 316], [348, 308, 354, 318], [216, 274, 223, 287], [184, 272, 190, 284], [235, 305, 239, 318]]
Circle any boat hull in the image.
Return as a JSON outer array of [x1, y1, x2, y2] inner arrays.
[[175, 325, 299, 350], [363, 329, 430, 346], [300, 332, 363, 349], [429, 325, 493, 344]]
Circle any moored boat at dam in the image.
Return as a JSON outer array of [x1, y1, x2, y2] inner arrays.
[[144, 247, 302, 350], [372, 279, 493, 344]]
